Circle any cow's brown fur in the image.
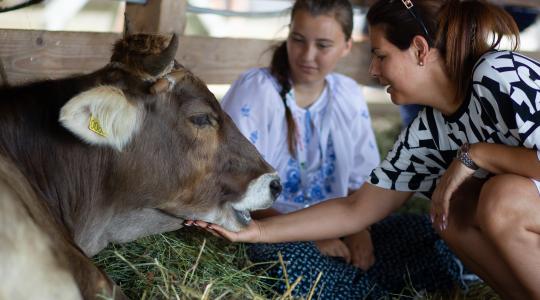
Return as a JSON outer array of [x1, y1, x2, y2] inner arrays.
[[0, 33, 278, 299]]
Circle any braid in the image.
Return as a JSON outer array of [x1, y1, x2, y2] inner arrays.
[[270, 42, 297, 156]]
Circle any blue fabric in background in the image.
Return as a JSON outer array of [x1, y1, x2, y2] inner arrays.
[[504, 6, 538, 32], [399, 104, 423, 128]]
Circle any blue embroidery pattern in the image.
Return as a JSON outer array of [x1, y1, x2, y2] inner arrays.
[[241, 105, 251, 117], [249, 130, 258, 144], [284, 162, 301, 194], [361, 109, 369, 119], [280, 135, 337, 208]]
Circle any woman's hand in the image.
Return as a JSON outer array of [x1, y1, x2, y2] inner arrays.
[[343, 229, 375, 271], [184, 219, 262, 243], [314, 238, 351, 262], [431, 159, 475, 231]]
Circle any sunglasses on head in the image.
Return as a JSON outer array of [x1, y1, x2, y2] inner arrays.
[[400, 0, 432, 44]]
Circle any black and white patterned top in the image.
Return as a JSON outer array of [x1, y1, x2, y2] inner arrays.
[[369, 51, 540, 198]]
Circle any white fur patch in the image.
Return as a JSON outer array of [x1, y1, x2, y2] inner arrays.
[[59, 86, 143, 151], [0, 182, 82, 300], [190, 173, 280, 232], [232, 172, 279, 211]]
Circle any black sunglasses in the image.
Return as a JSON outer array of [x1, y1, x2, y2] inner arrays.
[[400, 0, 432, 44]]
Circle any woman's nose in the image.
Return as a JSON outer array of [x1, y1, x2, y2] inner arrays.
[[301, 44, 316, 61], [368, 59, 379, 78]]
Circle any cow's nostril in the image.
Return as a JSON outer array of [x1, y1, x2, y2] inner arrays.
[[269, 179, 282, 199]]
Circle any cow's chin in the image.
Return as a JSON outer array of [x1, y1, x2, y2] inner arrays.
[[233, 209, 252, 226], [197, 172, 280, 232], [188, 206, 250, 232]]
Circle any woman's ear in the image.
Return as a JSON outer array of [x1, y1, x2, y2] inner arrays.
[[411, 35, 430, 66]]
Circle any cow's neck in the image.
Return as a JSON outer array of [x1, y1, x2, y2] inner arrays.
[[12, 135, 115, 251], [81, 208, 185, 257], [0, 71, 119, 250]]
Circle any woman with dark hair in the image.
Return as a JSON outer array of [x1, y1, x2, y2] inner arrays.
[[397, 3, 539, 129], [218, 0, 469, 298], [194, 0, 540, 297]]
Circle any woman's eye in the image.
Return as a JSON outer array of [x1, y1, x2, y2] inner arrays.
[[372, 53, 385, 61], [289, 34, 304, 42], [317, 43, 331, 49], [189, 114, 213, 127]]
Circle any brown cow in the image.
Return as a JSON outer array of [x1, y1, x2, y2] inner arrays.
[[0, 33, 281, 299]]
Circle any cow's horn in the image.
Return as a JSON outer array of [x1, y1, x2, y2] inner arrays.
[[142, 34, 179, 77]]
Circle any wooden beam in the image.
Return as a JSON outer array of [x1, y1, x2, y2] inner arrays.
[[125, 0, 187, 34], [488, 0, 540, 7], [350, 0, 540, 7], [0, 29, 273, 85], [0, 30, 117, 85], [0, 29, 539, 88], [349, 0, 376, 7]]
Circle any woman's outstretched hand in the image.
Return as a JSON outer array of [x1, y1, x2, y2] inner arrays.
[[431, 159, 475, 231], [184, 219, 263, 243]]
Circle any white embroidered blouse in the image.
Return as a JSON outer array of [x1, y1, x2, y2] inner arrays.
[[222, 68, 380, 213]]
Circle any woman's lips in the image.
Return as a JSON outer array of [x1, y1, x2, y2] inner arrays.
[[298, 65, 317, 73]]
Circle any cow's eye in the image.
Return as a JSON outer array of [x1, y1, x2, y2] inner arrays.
[[189, 114, 214, 127]]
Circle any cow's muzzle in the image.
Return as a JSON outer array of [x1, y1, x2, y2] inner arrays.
[[231, 173, 281, 221], [269, 178, 282, 199], [233, 176, 282, 226]]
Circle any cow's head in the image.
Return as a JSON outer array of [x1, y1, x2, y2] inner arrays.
[[58, 34, 281, 237]]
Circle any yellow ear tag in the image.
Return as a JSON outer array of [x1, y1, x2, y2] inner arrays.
[[89, 114, 107, 137]]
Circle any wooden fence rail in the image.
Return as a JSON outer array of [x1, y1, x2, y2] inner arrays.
[[0, 28, 375, 86], [0, 28, 539, 87]]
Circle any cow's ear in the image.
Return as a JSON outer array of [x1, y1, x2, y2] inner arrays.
[[59, 86, 142, 151]]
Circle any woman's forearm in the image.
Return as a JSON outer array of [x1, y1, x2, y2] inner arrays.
[[471, 143, 540, 180], [257, 184, 410, 243], [251, 208, 281, 219]]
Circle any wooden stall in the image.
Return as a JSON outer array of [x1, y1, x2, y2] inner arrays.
[[0, 0, 539, 88]]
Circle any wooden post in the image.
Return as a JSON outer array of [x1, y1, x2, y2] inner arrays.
[[125, 0, 187, 34], [0, 57, 9, 87]]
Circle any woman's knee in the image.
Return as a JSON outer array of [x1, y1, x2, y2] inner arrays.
[[475, 175, 535, 236]]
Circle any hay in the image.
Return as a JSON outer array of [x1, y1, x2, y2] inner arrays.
[[93, 228, 276, 299], [93, 226, 500, 300]]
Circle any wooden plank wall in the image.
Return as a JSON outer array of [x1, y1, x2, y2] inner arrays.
[[1, 0, 539, 87], [2, 29, 539, 87], [0, 29, 381, 86], [125, 0, 187, 34]]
